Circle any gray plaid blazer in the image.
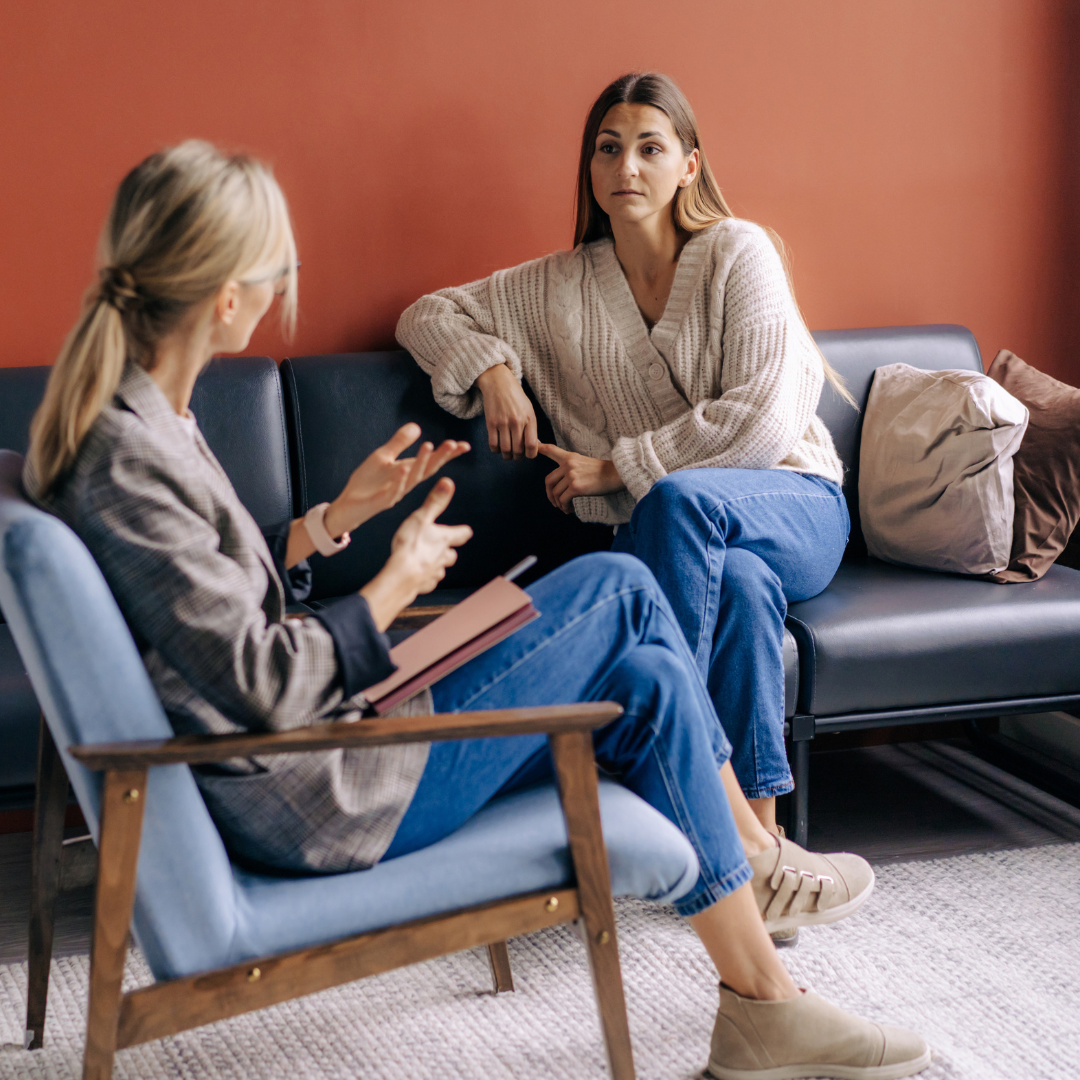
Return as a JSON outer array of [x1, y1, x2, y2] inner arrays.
[[37, 362, 430, 872]]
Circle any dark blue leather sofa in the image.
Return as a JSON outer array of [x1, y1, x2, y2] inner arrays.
[[3, 325, 1079, 844]]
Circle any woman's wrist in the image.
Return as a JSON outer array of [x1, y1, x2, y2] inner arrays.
[[360, 562, 419, 632]]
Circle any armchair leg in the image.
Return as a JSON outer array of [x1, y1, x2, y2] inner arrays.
[[26, 713, 69, 1050], [83, 767, 148, 1080], [486, 941, 514, 993], [549, 731, 635, 1080]]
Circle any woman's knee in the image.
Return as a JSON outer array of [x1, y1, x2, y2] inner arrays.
[[631, 471, 708, 530], [553, 550, 661, 594], [720, 547, 785, 618]]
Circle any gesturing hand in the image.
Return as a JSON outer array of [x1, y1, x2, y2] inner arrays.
[[538, 443, 625, 514], [324, 423, 470, 538], [361, 478, 474, 630], [475, 364, 539, 460]]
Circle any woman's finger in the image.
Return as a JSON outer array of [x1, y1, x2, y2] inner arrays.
[[523, 415, 539, 459], [438, 523, 474, 547], [382, 422, 423, 461], [417, 477, 455, 522], [406, 442, 434, 488], [537, 442, 568, 463]]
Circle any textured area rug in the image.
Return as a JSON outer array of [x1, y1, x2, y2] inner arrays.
[[1, 844, 1077, 1080]]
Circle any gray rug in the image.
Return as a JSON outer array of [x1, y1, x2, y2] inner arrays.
[[1, 844, 1078, 1080]]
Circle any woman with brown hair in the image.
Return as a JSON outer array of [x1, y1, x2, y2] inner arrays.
[[399, 71, 852, 875]]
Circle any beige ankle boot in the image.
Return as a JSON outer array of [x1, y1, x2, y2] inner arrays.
[[707, 984, 931, 1080]]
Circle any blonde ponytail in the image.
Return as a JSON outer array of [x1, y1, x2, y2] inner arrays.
[[27, 140, 297, 497]]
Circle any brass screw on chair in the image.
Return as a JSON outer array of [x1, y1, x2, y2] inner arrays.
[[247, 967, 261, 982], [596, 930, 610, 945], [544, 896, 559, 912], [123, 789, 140, 804]]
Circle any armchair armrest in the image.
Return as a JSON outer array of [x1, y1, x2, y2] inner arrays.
[[68, 702, 623, 771]]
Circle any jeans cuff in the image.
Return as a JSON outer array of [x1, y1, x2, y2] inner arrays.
[[673, 859, 754, 917], [743, 777, 794, 799]]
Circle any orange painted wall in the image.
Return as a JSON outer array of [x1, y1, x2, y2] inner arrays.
[[2, 1, 1074, 380]]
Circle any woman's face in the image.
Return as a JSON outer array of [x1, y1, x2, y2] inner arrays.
[[211, 254, 289, 354], [590, 103, 699, 232]]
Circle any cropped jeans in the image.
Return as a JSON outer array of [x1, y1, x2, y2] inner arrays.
[[382, 553, 752, 916], [612, 469, 849, 800]]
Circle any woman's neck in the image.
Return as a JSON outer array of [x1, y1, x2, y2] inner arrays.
[[148, 321, 214, 415], [610, 213, 691, 326]]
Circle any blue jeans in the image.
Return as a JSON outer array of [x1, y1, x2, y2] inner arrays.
[[382, 553, 752, 916], [612, 469, 849, 799]]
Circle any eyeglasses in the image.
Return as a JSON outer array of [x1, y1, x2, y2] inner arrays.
[[240, 260, 301, 296]]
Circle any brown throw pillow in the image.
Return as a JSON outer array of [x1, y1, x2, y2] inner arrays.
[[987, 350, 1080, 582]]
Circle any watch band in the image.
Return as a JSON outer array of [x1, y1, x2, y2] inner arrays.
[[303, 502, 351, 557]]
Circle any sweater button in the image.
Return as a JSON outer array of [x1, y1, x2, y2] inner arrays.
[[648, 363, 665, 382]]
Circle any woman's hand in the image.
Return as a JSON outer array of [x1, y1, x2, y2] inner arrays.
[[360, 478, 473, 630], [538, 443, 625, 514], [475, 364, 538, 460], [324, 423, 470, 538]]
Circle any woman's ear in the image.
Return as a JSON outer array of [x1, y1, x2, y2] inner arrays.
[[678, 148, 700, 189], [215, 281, 241, 326]]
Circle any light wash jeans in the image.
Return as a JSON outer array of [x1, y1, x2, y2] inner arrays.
[[382, 553, 751, 916], [612, 469, 849, 799]]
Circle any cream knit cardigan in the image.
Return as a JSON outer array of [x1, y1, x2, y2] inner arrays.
[[397, 218, 843, 526]]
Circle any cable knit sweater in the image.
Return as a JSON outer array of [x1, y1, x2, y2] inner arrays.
[[397, 218, 843, 525]]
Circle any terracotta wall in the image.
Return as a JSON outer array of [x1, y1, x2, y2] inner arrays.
[[2, 0, 1075, 380]]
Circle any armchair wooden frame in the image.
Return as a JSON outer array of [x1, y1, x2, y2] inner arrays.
[[27, 702, 636, 1080]]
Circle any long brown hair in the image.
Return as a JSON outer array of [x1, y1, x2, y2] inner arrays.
[[26, 140, 298, 497], [573, 73, 855, 407]]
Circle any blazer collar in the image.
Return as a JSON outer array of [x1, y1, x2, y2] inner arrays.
[[114, 361, 188, 435]]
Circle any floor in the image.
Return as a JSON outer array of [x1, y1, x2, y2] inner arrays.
[[2, 735, 1079, 967]]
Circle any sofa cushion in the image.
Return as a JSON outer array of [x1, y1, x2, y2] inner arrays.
[[858, 363, 1027, 575], [281, 352, 612, 603], [786, 559, 1080, 719], [813, 325, 983, 555], [986, 350, 1080, 582]]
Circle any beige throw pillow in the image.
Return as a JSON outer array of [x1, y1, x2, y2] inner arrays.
[[859, 363, 1029, 575]]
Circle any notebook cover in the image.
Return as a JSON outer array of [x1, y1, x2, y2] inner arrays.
[[371, 602, 539, 714], [362, 575, 533, 706]]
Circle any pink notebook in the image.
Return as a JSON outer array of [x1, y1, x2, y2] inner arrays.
[[365, 576, 540, 714]]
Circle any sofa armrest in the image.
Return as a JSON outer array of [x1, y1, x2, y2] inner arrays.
[[67, 702, 623, 770]]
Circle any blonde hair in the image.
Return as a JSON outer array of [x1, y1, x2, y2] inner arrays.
[[574, 73, 855, 409], [26, 140, 297, 496]]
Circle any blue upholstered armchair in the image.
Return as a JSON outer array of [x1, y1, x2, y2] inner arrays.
[[0, 450, 698, 1080]]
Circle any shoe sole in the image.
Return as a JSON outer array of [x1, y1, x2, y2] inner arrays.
[[764, 871, 876, 934], [771, 927, 800, 949], [707, 1046, 932, 1080]]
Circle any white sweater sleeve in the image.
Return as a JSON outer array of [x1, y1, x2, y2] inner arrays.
[[396, 258, 550, 419], [610, 234, 825, 500]]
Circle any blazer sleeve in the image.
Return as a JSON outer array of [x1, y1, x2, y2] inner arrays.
[[396, 257, 551, 418], [80, 446, 393, 732], [610, 232, 825, 501]]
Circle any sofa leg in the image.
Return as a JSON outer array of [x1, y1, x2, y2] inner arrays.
[[788, 715, 815, 850], [486, 941, 514, 993], [83, 767, 148, 1080], [26, 714, 69, 1051], [549, 730, 635, 1080]]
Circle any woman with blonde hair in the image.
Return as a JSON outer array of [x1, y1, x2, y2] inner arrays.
[[399, 72, 852, 869], [27, 140, 928, 1079]]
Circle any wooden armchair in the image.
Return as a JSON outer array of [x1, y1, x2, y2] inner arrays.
[[0, 451, 700, 1079]]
